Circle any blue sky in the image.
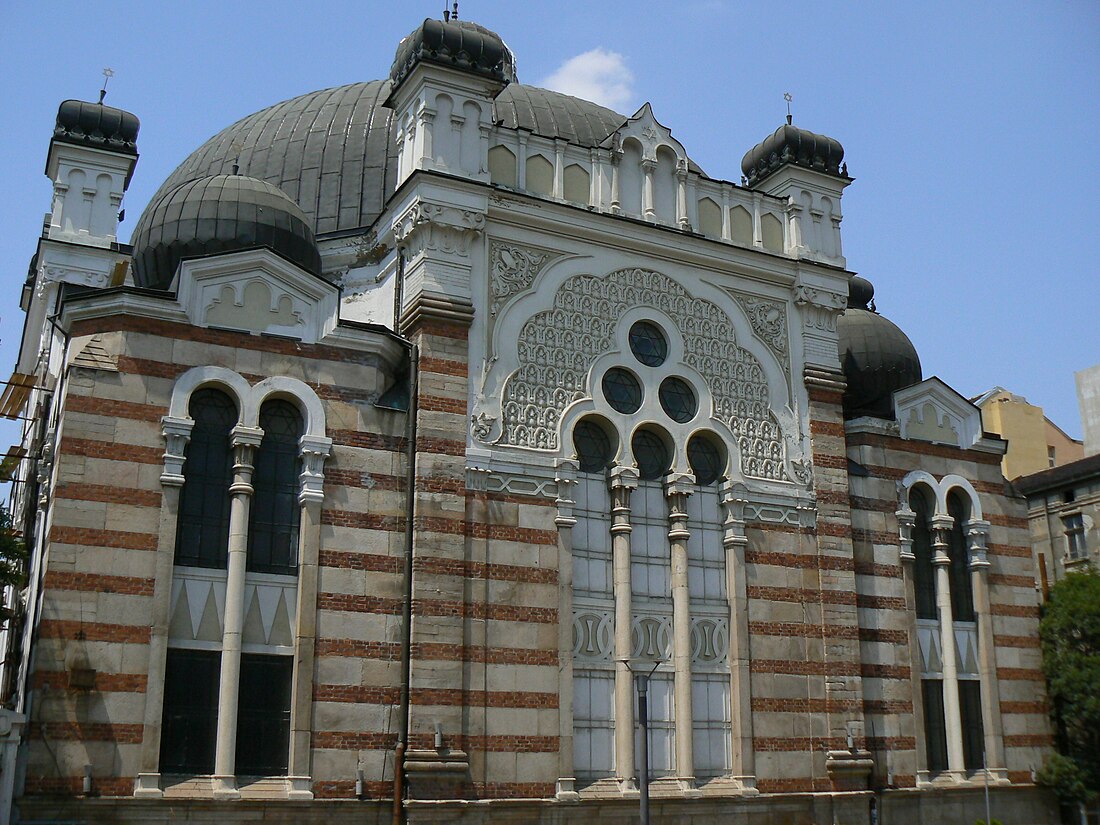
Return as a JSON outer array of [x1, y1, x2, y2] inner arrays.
[[0, 1, 1097, 447]]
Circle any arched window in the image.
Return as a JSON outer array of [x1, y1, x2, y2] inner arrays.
[[910, 487, 936, 620], [175, 389, 237, 568], [248, 399, 304, 575], [947, 492, 975, 622]]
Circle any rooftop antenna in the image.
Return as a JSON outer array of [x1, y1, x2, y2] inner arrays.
[[99, 68, 114, 104], [784, 91, 793, 125], [452, 2, 459, 20], [443, 3, 449, 21]]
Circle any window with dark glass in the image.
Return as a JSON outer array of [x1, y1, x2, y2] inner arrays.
[[958, 680, 985, 771], [574, 418, 614, 473], [659, 377, 696, 423], [911, 488, 936, 620], [248, 399, 304, 575], [947, 493, 974, 622], [922, 679, 949, 773], [176, 389, 237, 569], [688, 434, 723, 485], [160, 649, 220, 774], [632, 428, 670, 481], [235, 654, 293, 775], [602, 368, 642, 414], [628, 321, 667, 367]]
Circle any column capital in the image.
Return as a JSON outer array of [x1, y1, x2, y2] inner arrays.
[[664, 471, 696, 498], [554, 458, 579, 528], [298, 434, 332, 505], [609, 464, 639, 491], [896, 505, 916, 563], [161, 415, 195, 487], [965, 518, 992, 570], [231, 424, 264, 449]]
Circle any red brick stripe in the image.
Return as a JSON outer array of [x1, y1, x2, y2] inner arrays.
[[810, 420, 846, 437], [414, 598, 557, 624], [987, 544, 1032, 558], [315, 639, 558, 666], [312, 731, 557, 753], [317, 593, 402, 615], [66, 394, 164, 422], [415, 436, 466, 456], [24, 776, 134, 797], [318, 550, 402, 573], [1003, 734, 1054, 748], [819, 521, 854, 538], [751, 659, 859, 676], [997, 667, 1044, 681], [414, 555, 558, 584], [50, 525, 158, 552], [854, 561, 902, 579], [856, 594, 907, 611], [31, 722, 142, 743], [54, 483, 161, 507], [419, 394, 467, 414], [43, 571, 154, 596], [58, 436, 161, 465], [33, 671, 147, 693], [987, 514, 1029, 529], [861, 663, 911, 680], [1001, 701, 1047, 715], [990, 603, 1040, 618], [844, 432, 1002, 464], [316, 639, 401, 659], [863, 699, 914, 714], [752, 697, 861, 713], [813, 454, 848, 470], [749, 620, 858, 639], [38, 620, 149, 644], [858, 627, 908, 644], [989, 573, 1035, 588], [748, 585, 857, 606], [745, 550, 854, 571], [313, 779, 393, 799], [420, 356, 467, 376], [994, 634, 1040, 648], [851, 527, 897, 544], [321, 510, 405, 532], [329, 430, 406, 451]]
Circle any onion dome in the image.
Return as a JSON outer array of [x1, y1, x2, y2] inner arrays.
[[837, 276, 922, 420], [390, 17, 516, 88], [741, 119, 845, 187], [131, 174, 321, 290], [53, 99, 139, 155]]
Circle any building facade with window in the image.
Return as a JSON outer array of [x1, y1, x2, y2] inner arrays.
[[0, 14, 1057, 825]]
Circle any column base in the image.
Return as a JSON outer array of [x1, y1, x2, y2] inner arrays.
[[617, 776, 638, 796], [918, 769, 967, 786], [555, 777, 580, 802], [211, 774, 240, 800], [826, 748, 874, 791], [133, 772, 163, 798], [287, 775, 313, 799], [676, 776, 702, 797]]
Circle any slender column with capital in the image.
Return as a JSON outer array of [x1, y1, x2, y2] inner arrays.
[[555, 459, 581, 800], [666, 473, 695, 788], [676, 160, 690, 230], [642, 159, 657, 222], [610, 466, 639, 791], [609, 149, 622, 215], [212, 425, 263, 799], [967, 518, 1005, 776], [720, 483, 755, 785], [931, 515, 965, 776], [417, 106, 435, 170], [895, 503, 928, 775]]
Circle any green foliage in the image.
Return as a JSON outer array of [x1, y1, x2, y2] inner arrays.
[[973, 819, 1003, 825], [0, 509, 27, 592], [1038, 567, 1100, 804]]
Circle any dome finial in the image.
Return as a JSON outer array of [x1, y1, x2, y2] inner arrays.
[[98, 67, 114, 104], [784, 91, 793, 126]]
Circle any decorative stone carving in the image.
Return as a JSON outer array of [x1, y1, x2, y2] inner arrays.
[[793, 284, 846, 332], [572, 610, 613, 661], [298, 435, 333, 505], [728, 291, 788, 364], [690, 617, 729, 665], [42, 264, 109, 292], [470, 412, 496, 443], [488, 240, 561, 316], [161, 416, 195, 487], [630, 614, 673, 660], [204, 280, 305, 334], [498, 267, 789, 481], [393, 199, 486, 258]]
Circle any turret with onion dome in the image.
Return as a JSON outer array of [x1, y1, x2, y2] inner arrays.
[[53, 98, 140, 157], [389, 15, 517, 88], [837, 275, 923, 420], [130, 174, 322, 290], [740, 115, 847, 188]]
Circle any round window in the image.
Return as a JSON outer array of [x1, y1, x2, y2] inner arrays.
[[632, 428, 671, 481], [628, 321, 668, 367], [659, 377, 697, 423], [688, 434, 724, 485], [602, 368, 642, 414], [574, 418, 614, 473]]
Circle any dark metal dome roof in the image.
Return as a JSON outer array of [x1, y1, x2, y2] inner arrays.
[[54, 99, 139, 156], [136, 81, 627, 237], [837, 277, 922, 420], [741, 120, 845, 187], [131, 174, 322, 290], [391, 18, 516, 87]]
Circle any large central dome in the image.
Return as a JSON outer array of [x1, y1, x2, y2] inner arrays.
[[135, 80, 627, 239]]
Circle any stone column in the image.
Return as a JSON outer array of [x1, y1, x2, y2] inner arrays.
[[676, 159, 690, 230], [931, 514, 965, 777], [517, 132, 529, 189], [610, 149, 622, 215], [212, 424, 263, 800], [720, 483, 755, 787], [666, 472, 695, 789], [417, 105, 435, 170], [642, 159, 657, 222], [135, 416, 195, 798], [588, 149, 600, 208], [553, 140, 565, 200], [287, 434, 331, 799], [967, 518, 1006, 778], [896, 502, 928, 775], [555, 459, 581, 800], [610, 466, 639, 791]]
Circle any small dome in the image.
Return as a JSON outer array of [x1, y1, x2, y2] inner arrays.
[[131, 174, 322, 290], [837, 277, 922, 419], [391, 18, 516, 88], [741, 121, 845, 187], [54, 99, 139, 155]]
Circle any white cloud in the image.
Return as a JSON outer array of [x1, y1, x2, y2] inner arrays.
[[540, 48, 635, 111]]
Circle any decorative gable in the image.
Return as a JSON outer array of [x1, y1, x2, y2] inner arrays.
[[176, 247, 338, 343], [894, 377, 984, 448], [606, 102, 687, 165]]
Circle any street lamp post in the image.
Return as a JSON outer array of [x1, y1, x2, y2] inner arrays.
[[637, 671, 650, 825]]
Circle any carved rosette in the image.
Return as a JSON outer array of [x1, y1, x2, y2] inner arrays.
[[729, 291, 789, 369], [488, 240, 561, 317], [497, 267, 790, 481]]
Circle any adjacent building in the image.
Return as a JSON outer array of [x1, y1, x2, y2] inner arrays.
[[974, 387, 1084, 480], [0, 14, 1056, 824]]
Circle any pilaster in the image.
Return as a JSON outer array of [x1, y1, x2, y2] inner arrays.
[[610, 465, 639, 793]]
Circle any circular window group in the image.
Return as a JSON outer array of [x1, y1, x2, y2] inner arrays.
[[575, 319, 726, 484]]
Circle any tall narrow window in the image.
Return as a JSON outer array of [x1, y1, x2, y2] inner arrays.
[[922, 680, 949, 773], [947, 493, 975, 622], [248, 399, 303, 575], [235, 654, 293, 775], [160, 649, 221, 774], [910, 488, 936, 619], [958, 680, 985, 771], [175, 389, 237, 568]]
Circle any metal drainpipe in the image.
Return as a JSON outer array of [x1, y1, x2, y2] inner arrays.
[[392, 248, 418, 825]]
